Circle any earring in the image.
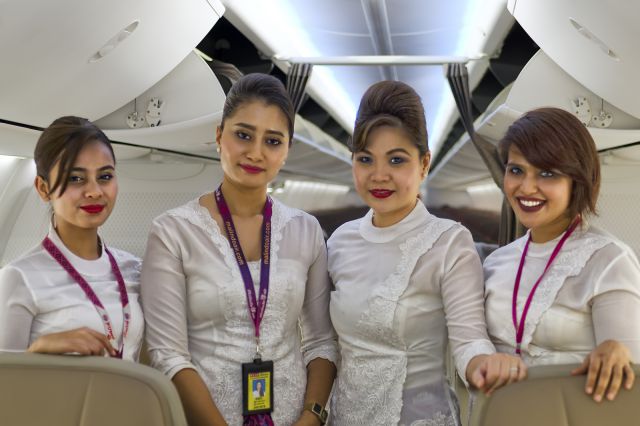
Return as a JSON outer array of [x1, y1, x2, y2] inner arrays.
[[282, 160, 286, 166], [51, 212, 57, 229], [216, 146, 221, 154]]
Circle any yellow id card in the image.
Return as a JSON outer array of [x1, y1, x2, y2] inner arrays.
[[248, 372, 271, 411], [242, 358, 274, 415]]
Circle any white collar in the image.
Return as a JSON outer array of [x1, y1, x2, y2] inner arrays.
[[46, 225, 111, 276], [358, 201, 429, 244]]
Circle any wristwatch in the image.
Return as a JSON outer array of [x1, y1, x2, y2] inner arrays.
[[304, 402, 328, 425]]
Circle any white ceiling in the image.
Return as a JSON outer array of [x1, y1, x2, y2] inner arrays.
[[222, 0, 514, 155]]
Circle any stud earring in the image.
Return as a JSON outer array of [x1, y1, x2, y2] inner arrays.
[[282, 160, 286, 166], [216, 146, 221, 154]]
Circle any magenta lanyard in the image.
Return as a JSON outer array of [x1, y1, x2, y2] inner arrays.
[[42, 237, 131, 359], [214, 185, 273, 356], [512, 218, 581, 355]]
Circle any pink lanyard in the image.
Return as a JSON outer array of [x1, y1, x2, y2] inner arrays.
[[42, 237, 131, 358], [512, 218, 581, 355]]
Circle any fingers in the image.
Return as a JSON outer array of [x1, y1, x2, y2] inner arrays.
[[606, 364, 624, 401], [571, 355, 590, 376], [584, 356, 601, 398], [481, 354, 524, 395], [516, 359, 528, 381], [83, 328, 117, 356], [623, 364, 635, 390], [469, 365, 486, 390], [29, 327, 117, 357]]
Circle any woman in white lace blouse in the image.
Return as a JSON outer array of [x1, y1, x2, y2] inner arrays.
[[141, 74, 337, 426], [328, 81, 526, 426], [484, 107, 640, 402], [0, 116, 143, 360]]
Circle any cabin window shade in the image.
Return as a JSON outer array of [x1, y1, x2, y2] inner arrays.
[[445, 63, 520, 245]]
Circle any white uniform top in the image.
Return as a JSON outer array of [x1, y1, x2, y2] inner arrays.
[[328, 202, 495, 426], [484, 224, 640, 365], [0, 227, 143, 361], [140, 197, 338, 425]]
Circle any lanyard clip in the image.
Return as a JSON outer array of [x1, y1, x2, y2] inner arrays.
[[254, 338, 263, 362]]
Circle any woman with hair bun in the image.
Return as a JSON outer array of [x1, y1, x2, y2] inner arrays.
[[0, 116, 143, 360], [141, 73, 337, 426], [328, 81, 525, 426], [484, 107, 640, 402]]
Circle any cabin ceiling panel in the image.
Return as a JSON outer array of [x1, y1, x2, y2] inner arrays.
[[222, 0, 513, 155], [509, 0, 640, 119], [0, 0, 224, 127]]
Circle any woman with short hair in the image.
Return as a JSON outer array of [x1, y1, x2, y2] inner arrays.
[[484, 107, 640, 402]]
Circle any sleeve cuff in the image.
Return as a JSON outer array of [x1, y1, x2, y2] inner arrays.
[[302, 343, 339, 367], [455, 341, 496, 387]]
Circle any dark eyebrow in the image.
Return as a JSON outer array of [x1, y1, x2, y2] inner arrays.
[[69, 165, 115, 173], [235, 122, 286, 138], [386, 148, 411, 156]]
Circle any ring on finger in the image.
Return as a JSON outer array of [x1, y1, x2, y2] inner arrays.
[[509, 366, 519, 373]]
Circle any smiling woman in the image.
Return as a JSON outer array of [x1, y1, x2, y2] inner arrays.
[[0, 116, 144, 360], [484, 107, 640, 403], [328, 80, 525, 426]]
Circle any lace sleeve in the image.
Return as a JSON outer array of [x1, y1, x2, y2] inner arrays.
[[299, 221, 339, 366], [140, 218, 197, 378]]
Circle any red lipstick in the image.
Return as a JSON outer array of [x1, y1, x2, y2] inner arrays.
[[516, 197, 545, 213], [240, 164, 264, 174], [370, 189, 394, 199], [80, 205, 105, 214]]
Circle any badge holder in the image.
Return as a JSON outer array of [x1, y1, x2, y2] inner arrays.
[[242, 345, 274, 416]]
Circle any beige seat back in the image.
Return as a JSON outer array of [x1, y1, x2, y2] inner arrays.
[[0, 353, 187, 426], [470, 363, 640, 426]]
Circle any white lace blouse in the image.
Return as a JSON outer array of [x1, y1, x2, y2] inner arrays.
[[484, 224, 640, 365], [0, 228, 143, 361], [140, 197, 338, 425], [328, 202, 495, 426]]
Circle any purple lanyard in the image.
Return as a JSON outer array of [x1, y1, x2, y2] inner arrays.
[[42, 237, 131, 359], [214, 185, 273, 354], [512, 217, 581, 355]]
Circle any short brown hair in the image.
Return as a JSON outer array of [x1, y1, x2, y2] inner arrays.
[[221, 73, 295, 145], [499, 107, 600, 218], [351, 81, 428, 156], [34, 116, 114, 196]]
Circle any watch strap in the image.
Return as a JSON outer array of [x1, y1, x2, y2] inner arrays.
[[304, 402, 328, 425]]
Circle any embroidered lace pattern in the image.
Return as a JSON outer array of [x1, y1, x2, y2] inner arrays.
[[332, 218, 456, 426], [166, 198, 333, 424], [507, 232, 613, 355]]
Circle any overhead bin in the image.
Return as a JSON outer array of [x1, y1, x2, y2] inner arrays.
[[507, 0, 640, 119], [95, 51, 226, 156], [427, 49, 640, 212], [0, 0, 225, 127]]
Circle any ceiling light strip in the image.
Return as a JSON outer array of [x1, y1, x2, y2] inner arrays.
[[274, 55, 486, 66]]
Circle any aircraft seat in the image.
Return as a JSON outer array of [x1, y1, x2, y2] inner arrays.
[[0, 352, 186, 426], [469, 363, 640, 426]]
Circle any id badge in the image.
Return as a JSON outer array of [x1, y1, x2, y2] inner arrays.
[[242, 358, 274, 415]]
